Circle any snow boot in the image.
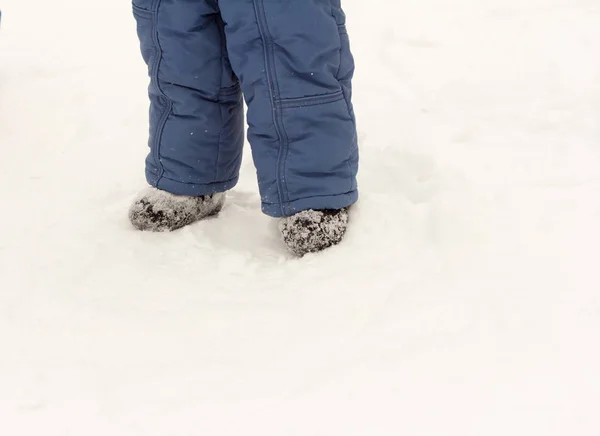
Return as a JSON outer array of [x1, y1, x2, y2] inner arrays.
[[129, 188, 225, 232], [279, 208, 349, 257]]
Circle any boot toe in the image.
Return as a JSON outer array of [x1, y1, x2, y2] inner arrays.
[[129, 188, 225, 232], [279, 208, 349, 256]]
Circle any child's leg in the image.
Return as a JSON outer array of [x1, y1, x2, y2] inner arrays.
[[132, 0, 244, 197], [219, 0, 359, 218]]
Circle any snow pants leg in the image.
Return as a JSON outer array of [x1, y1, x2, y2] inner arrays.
[[132, 0, 244, 197], [132, 0, 359, 217]]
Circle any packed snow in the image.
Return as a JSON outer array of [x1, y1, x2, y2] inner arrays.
[[1, 0, 599, 435]]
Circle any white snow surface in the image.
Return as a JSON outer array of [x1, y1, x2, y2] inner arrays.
[[1, 1, 600, 435]]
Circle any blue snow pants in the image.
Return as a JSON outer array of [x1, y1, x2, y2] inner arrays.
[[132, 0, 359, 217]]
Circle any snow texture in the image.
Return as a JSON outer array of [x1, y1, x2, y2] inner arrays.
[[279, 209, 349, 257], [1, 1, 600, 435], [129, 188, 225, 232]]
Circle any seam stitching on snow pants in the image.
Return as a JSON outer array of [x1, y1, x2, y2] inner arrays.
[[335, 25, 347, 80], [332, 24, 357, 194], [261, 190, 357, 206], [150, 0, 171, 185], [150, 172, 239, 188], [279, 91, 344, 109], [253, 0, 290, 216], [214, 15, 226, 184]]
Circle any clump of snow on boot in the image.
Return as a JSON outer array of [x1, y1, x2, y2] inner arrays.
[[129, 188, 225, 232], [279, 208, 349, 256]]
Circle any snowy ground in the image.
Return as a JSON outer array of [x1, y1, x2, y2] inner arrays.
[[1, 0, 600, 434]]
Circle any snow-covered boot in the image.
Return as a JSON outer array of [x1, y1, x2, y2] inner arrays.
[[279, 209, 349, 257], [129, 188, 225, 232]]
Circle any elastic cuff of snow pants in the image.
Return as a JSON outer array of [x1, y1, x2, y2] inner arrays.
[[261, 190, 359, 218], [146, 169, 239, 197]]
